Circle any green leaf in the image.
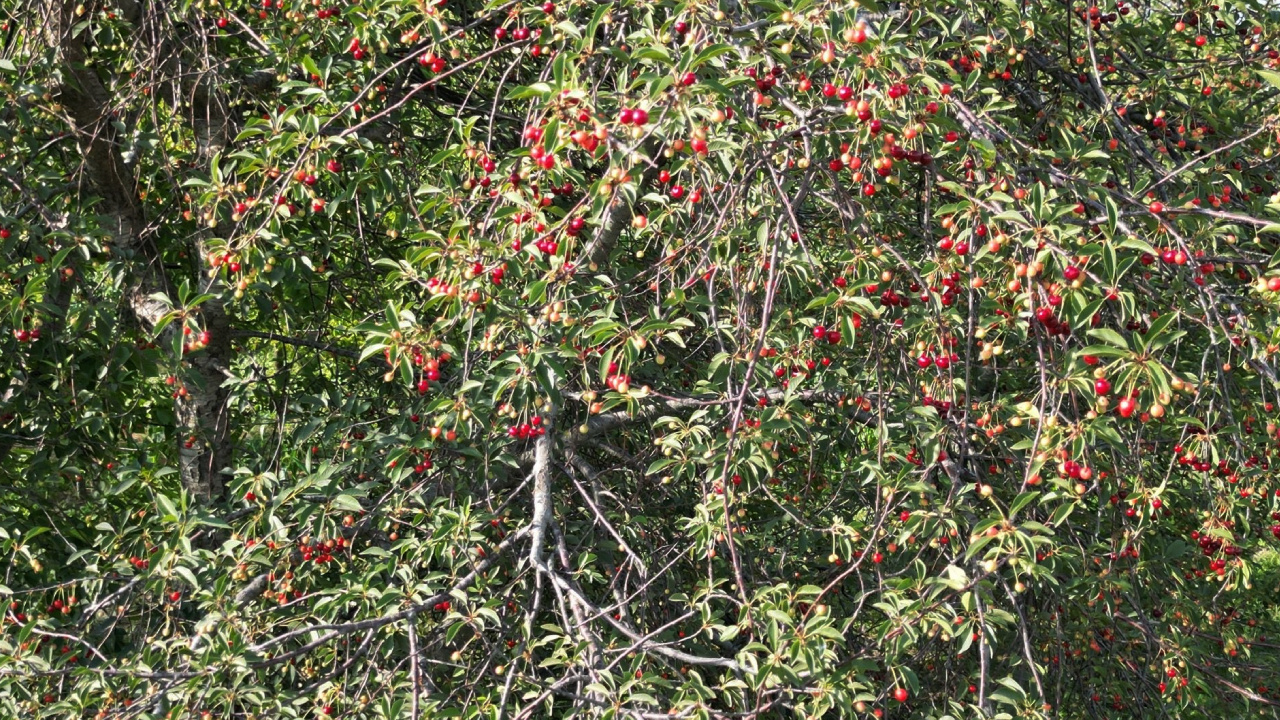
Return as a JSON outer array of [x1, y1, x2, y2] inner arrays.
[[1257, 69, 1280, 90], [1086, 328, 1130, 350], [331, 494, 364, 512]]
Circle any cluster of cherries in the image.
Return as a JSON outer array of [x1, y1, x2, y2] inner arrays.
[[507, 416, 545, 439], [493, 26, 535, 41], [548, 181, 577, 198], [945, 51, 985, 75], [7, 602, 28, 624], [920, 395, 957, 415], [207, 249, 244, 271], [532, 236, 559, 255], [1059, 459, 1094, 481], [181, 327, 213, 355], [430, 599, 452, 613], [424, 276, 460, 297], [747, 65, 786, 95], [877, 288, 911, 309], [1031, 306, 1072, 338], [604, 363, 631, 393], [412, 451, 434, 474], [1139, 249, 1191, 266], [1076, 3, 1126, 28], [417, 52, 447, 73], [658, 174, 705, 203], [11, 326, 40, 342], [1192, 531, 1242, 560], [1173, 445, 1222, 473], [616, 107, 650, 125], [887, 141, 935, 166], [916, 352, 960, 370], [927, 272, 966, 307], [810, 325, 842, 345], [299, 537, 346, 565], [771, 357, 832, 385], [527, 144, 556, 170]]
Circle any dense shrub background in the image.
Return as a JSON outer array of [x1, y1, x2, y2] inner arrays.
[[2, 0, 1280, 717]]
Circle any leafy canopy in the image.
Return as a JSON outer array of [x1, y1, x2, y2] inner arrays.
[[3, 0, 1280, 718]]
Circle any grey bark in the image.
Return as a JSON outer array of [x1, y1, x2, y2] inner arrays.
[[52, 0, 231, 501]]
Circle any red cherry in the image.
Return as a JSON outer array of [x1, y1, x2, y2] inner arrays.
[[1094, 377, 1111, 395], [1118, 397, 1136, 418], [894, 688, 908, 702]]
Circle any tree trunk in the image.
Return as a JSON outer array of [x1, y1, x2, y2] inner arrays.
[[52, 0, 232, 501]]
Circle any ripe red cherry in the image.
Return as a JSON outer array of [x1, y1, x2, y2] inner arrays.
[[326, 158, 341, 173], [681, 72, 696, 86], [894, 688, 908, 702], [1118, 397, 1136, 418], [216, 17, 228, 28], [1094, 377, 1111, 395]]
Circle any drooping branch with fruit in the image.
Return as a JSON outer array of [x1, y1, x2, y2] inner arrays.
[[1, 0, 1280, 717]]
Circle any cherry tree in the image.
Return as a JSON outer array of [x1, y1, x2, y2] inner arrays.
[[2, 0, 1280, 717]]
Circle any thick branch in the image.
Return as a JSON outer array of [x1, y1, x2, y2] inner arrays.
[[53, 1, 230, 500]]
